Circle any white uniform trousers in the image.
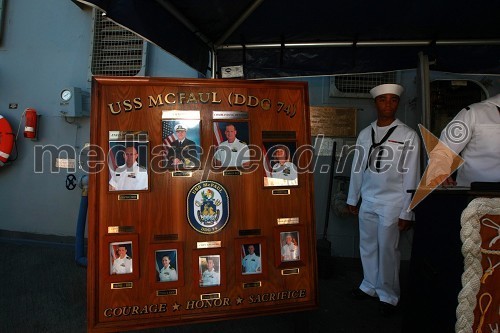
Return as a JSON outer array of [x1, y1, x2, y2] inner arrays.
[[358, 200, 401, 306]]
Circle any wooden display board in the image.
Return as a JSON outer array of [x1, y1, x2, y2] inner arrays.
[[87, 77, 318, 332]]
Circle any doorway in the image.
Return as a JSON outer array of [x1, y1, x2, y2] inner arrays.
[[429, 80, 486, 136]]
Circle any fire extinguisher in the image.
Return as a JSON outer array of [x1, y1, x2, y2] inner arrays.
[[24, 108, 37, 139]]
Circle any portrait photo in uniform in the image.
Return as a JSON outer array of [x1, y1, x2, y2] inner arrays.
[[241, 243, 262, 275], [212, 121, 250, 168], [280, 231, 300, 262], [162, 119, 201, 169], [155, 249, 178, 282], [198, 255, 221, 287], [263, 142, 298, 187], [109, 241, 133, 275], [108, 131, 149, 192]]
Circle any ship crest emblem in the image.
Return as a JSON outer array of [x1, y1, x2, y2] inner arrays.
[[187, 181, 229, 234]]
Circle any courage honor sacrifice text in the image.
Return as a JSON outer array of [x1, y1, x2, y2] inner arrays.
[[103, 289, 307, 317]]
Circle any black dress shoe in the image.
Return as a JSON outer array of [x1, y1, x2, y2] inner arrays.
[[351, 288, 376, 300], [379, 301, 397, 316]]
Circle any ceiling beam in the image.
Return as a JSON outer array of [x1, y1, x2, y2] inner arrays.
[[215, 0, 264, 47], [155, 0, 214, 48]]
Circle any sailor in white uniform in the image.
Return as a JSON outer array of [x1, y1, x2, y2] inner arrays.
[[214, 124, 250, 167], [242, 244, 261, 273], [426, 93, 500, 187], [201, 258, 220, 286], [109, 146, 148, 191], [281, 234, 299, 261], [111, 246, 133, 274], [347, 84, 420, 314], [159, 255, 178, 282], [270, 146, 298, 185]]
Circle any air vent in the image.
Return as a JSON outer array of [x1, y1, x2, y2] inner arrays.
[[329, 72, 399, 98], [90, 9, 147, 77]]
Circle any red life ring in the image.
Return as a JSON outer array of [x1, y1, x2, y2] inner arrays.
[[0, 115, 14, 165]]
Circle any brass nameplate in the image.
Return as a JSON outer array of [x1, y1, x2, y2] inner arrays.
[[223, 170, 241, 176], [156, 289, 178, 296], [197, 241, 222, 249], [262, 131, 296, 140], [243, 281, 262, 289], [310, 106, 356, 137], [118, 194, 139, 200], [281, 268, 300, 276], [277, 217, 299, 225], [108, 226, 135, 234], [162, 110, 201, 120], [272, 189, 290, 195], [239, 229, 261, 236], [172, 171, 193, 177], [200, 293, 221, 300], [212, 111, 248, 120], [111, 282, 133, 289], [154, 234, 179, 241]]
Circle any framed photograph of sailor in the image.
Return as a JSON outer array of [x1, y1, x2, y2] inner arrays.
[[108, 131, 149, 192], [104, 234, 139, 282], [262, 141, 298, 187], [193, 248, 226, 293], [150, 243, 184, 289], [212, 121, 250, 168], [274, 226, 305, 268], [161, 119, 201, 170], [235, 237, 268, 283]]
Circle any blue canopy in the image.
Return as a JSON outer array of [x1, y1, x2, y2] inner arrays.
[[76, 0, 500, 78]]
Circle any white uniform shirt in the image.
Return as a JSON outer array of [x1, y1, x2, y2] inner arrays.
[[271, 161, 298, 183], [281, 243, 299, 261], [112, 256, 132, 274], [109, 162, 148, 190], [214, 139, 250, 167], [347, 119, 420, 220], [427, 94, 500, 186], [242, 253, 261, 273], [159, 265, 178, 281], [201, 269, 220, 286]]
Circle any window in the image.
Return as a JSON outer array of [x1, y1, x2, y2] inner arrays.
[[329, 72, 399, 98], [90, 9, 147, 77]]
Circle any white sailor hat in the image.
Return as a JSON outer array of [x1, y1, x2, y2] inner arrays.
[[174, 124, 187, 131], [369, 84, 404, 98]]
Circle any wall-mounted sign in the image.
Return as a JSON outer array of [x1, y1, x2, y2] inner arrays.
[[310, 106, 356, 137]]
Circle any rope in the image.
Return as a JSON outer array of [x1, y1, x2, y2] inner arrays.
[[474, 293, 492, 333], [455, 197, 500, 333], [481, 249, 500, 255]]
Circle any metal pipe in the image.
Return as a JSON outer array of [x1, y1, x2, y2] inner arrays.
[[75, 175, 88, 267], [217, 39, 500, 50], [210, 48, 217, 79], [435, 39, 500, 45]]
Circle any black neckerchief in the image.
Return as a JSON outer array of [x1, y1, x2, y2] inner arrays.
[[366, 125, 398, 172]]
